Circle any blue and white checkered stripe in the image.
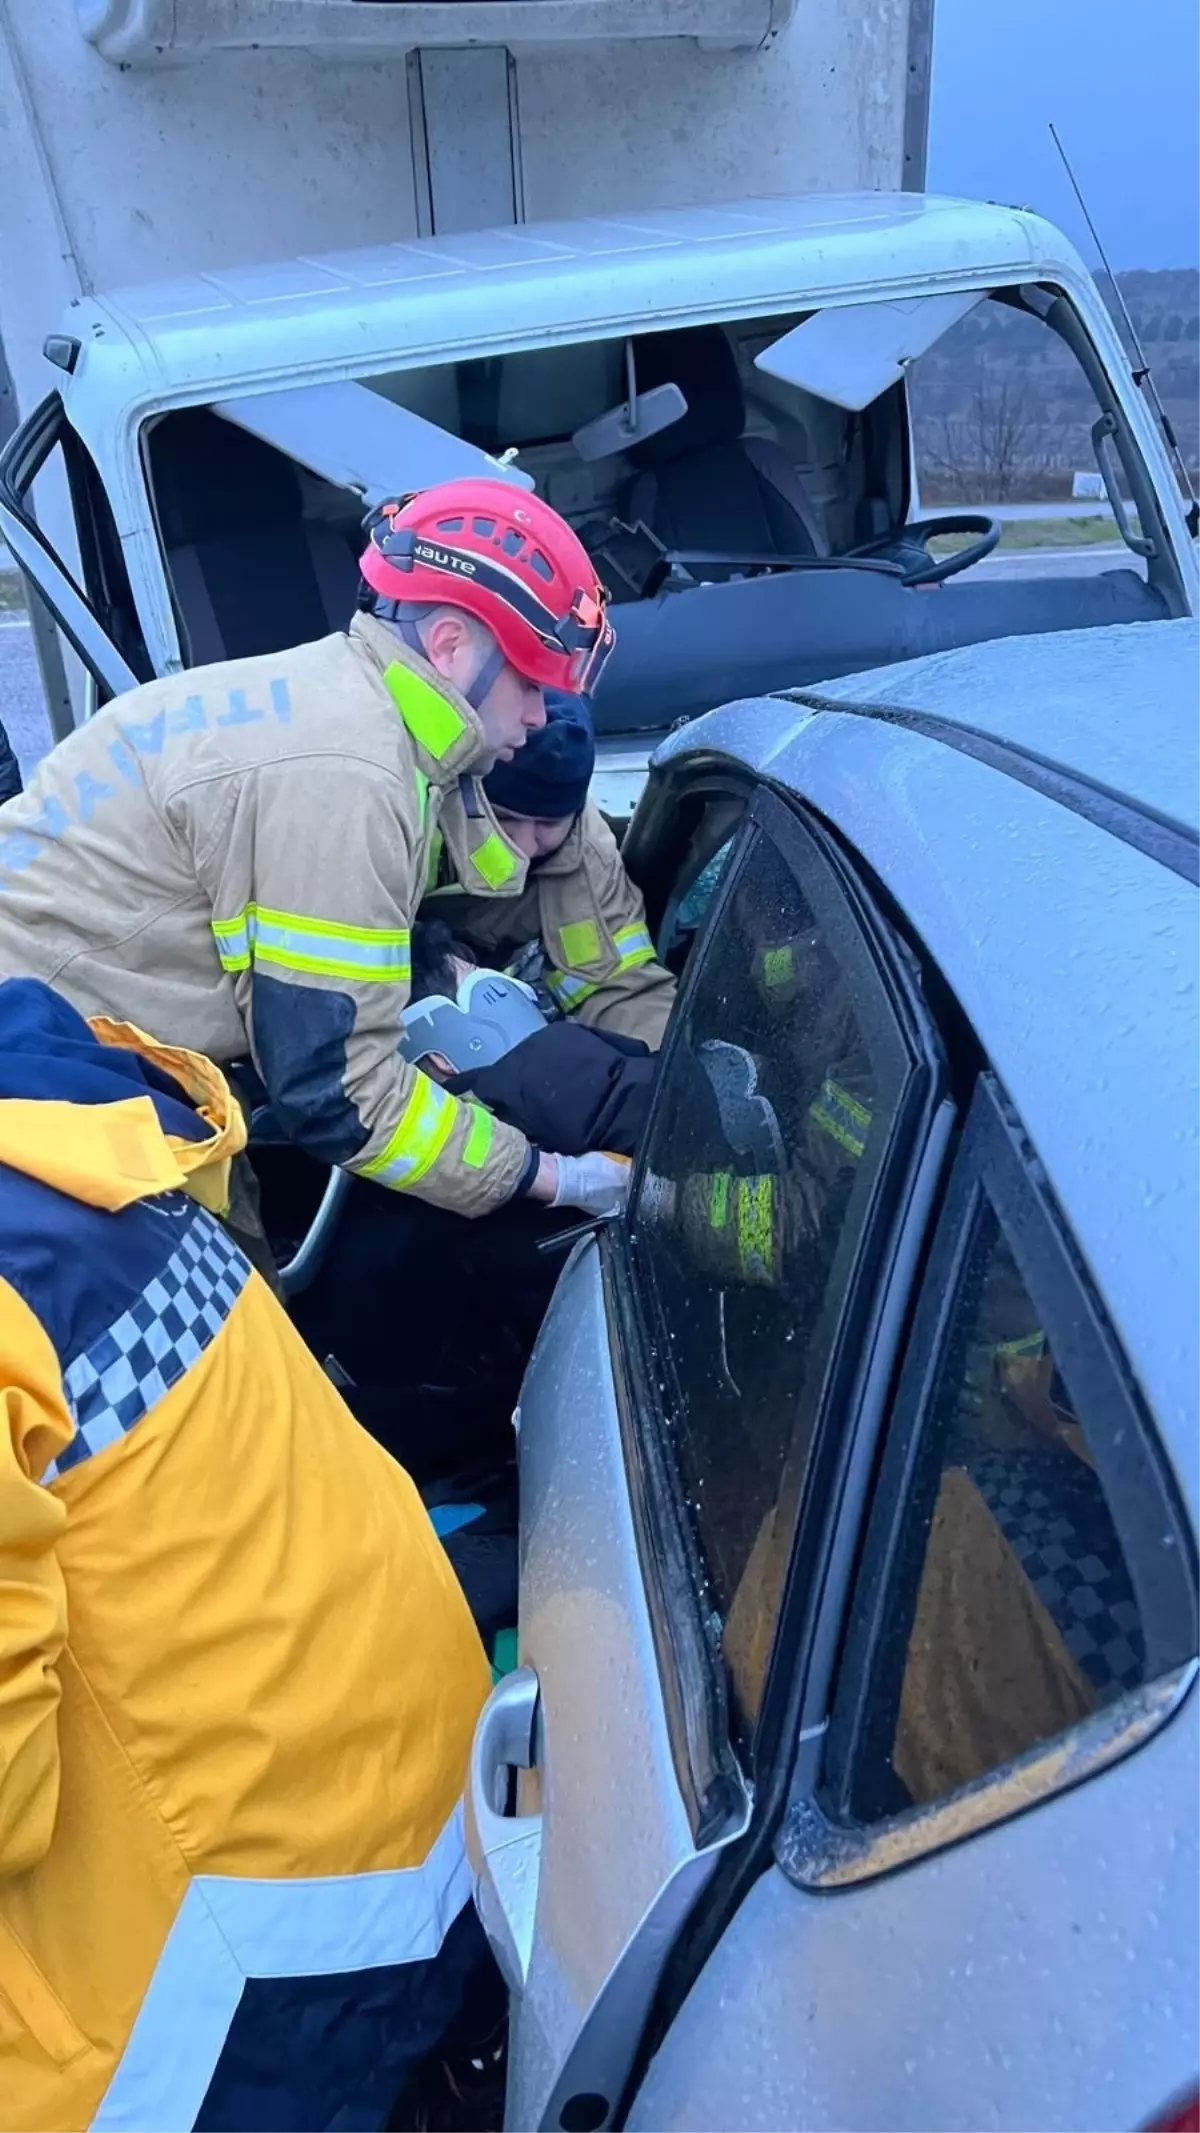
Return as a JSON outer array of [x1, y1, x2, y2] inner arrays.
[[44, 1207, 251, 1482]]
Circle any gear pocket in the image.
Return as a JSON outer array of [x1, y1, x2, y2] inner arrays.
[[0, 1917, 89, 2069]]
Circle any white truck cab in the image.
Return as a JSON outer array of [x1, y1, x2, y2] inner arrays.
[[3, 189, 1195, 812]]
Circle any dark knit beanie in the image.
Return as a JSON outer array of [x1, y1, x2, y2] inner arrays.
[[484, 693, 595, 821]]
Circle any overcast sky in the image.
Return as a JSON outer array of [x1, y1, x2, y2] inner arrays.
[[929, 0, 1199, 270]]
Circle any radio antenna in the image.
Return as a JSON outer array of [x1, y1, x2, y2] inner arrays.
[[1050, 120, 1197, 515]]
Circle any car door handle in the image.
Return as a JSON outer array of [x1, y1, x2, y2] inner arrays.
[[465, 1665, 542, 1997]]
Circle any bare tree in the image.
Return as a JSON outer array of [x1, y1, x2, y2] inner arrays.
[[917, 365, 1053, 503]]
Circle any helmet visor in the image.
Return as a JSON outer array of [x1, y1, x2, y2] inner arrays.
[[557, 593, 615, 694]]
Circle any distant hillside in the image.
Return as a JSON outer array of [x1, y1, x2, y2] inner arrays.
[[1101, 269, 1199, 472], [911, 268, 1198, 502], [1101, 268, 1200, 345]]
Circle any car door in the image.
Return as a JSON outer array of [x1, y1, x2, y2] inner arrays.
[[625, 1072, 1199, 2133], [467, 783, 953, 2131], [0, 391, 149, 718]]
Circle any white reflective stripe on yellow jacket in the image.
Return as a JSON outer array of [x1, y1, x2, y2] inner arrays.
[[0, 1025, 492, 2132], [92, 1808, 472, 2131]]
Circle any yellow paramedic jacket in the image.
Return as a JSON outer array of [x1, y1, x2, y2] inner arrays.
[[0, 984, 490, 2132]]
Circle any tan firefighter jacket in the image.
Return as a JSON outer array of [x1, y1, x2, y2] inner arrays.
[[426, 798, 677, 1050], [0, 615, 533, 1216]]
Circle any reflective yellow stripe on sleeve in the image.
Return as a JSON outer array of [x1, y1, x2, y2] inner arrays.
[[736, 1175, 776, 1282], [362, 1075, 459, 1191], [211, 912, 251, 972], [211, 906, 411, 984], [546, 969, 600, 1014], [709, 1172, 731, 1230], [808, 1077, 871, 1160], [996, 1330, 1048, 1360], [613, 922, 655, 971]]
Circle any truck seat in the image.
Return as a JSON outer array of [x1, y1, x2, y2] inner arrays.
[[148, 409, 360, 663], [620, 326, 827, 562]]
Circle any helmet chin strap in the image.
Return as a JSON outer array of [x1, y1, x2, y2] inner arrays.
[[387, 613, 510, 819], [463, 642, 507, 713], [394, 614, 431, 660], [391, 613, 508, 716]]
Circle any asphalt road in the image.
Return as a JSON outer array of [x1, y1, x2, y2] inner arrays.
[[944, 501, 1120, 523], [971, 543, 1139, 581], [0, 543, 1136, 782], [1, 615, 53, 777]]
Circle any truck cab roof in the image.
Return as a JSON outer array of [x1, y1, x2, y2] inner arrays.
[[63, 191, 1087, 419], [8, 189, 1192, 756]]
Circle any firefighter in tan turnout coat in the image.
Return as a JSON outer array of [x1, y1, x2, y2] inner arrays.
[[0, 480, 638, 1223]]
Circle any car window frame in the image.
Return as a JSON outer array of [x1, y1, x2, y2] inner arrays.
[[620, 754, 760, 941], [603, 796, 762, 1848], [0, 390, 139, 705], [605, 779, 951, 1835], [779, 1070, 1199, 1892]]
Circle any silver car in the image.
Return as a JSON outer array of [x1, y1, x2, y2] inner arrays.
[[467, 619, 1200, 2133]]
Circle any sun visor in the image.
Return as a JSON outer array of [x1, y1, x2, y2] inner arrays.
[[755, 292, 985, 412], [214, 379, 534, 503]]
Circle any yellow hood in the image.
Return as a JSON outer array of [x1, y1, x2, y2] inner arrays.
[[0, 1019, 246, 1214]]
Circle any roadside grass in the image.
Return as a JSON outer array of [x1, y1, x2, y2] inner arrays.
[[930, 514, 1135, 556], [0, 512, 1138, 615]]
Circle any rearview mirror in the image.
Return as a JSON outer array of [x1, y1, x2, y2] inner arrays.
[[572, 382, 688, 464], [755, 292, 984, 412]]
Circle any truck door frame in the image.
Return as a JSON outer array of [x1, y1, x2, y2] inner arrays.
[[0, 390, 142, 725]]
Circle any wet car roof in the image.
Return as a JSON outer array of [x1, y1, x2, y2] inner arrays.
[[807, 617, 1199, 838]]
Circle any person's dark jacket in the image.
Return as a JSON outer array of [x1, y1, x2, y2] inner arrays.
[[0, 718, 21, 807], [447, 1020, 658, 1158]]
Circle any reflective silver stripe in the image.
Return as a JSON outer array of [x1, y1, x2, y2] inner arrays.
[[808, 1077, 871, 1160], [91, 1806, 472, 2132], [614, 923, 653, 966], [361, 1076, 458, 1190], [250, 911, 411, 979], [44, 1209, 250, 1485], [211, 914, 250, 971], [546, 968, 599, 1012], [211, 905, 411, 983]]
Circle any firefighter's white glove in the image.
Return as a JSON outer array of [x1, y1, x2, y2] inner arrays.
[[550, 1151, 632, 1218]]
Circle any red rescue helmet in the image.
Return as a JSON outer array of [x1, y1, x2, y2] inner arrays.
[[359, 480, 615, 696]]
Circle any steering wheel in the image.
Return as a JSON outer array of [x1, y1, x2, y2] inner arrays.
[[279, 1167, 353, 1299], [250, 1100, 354, 1299], [844, 513, 1001, 587]]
